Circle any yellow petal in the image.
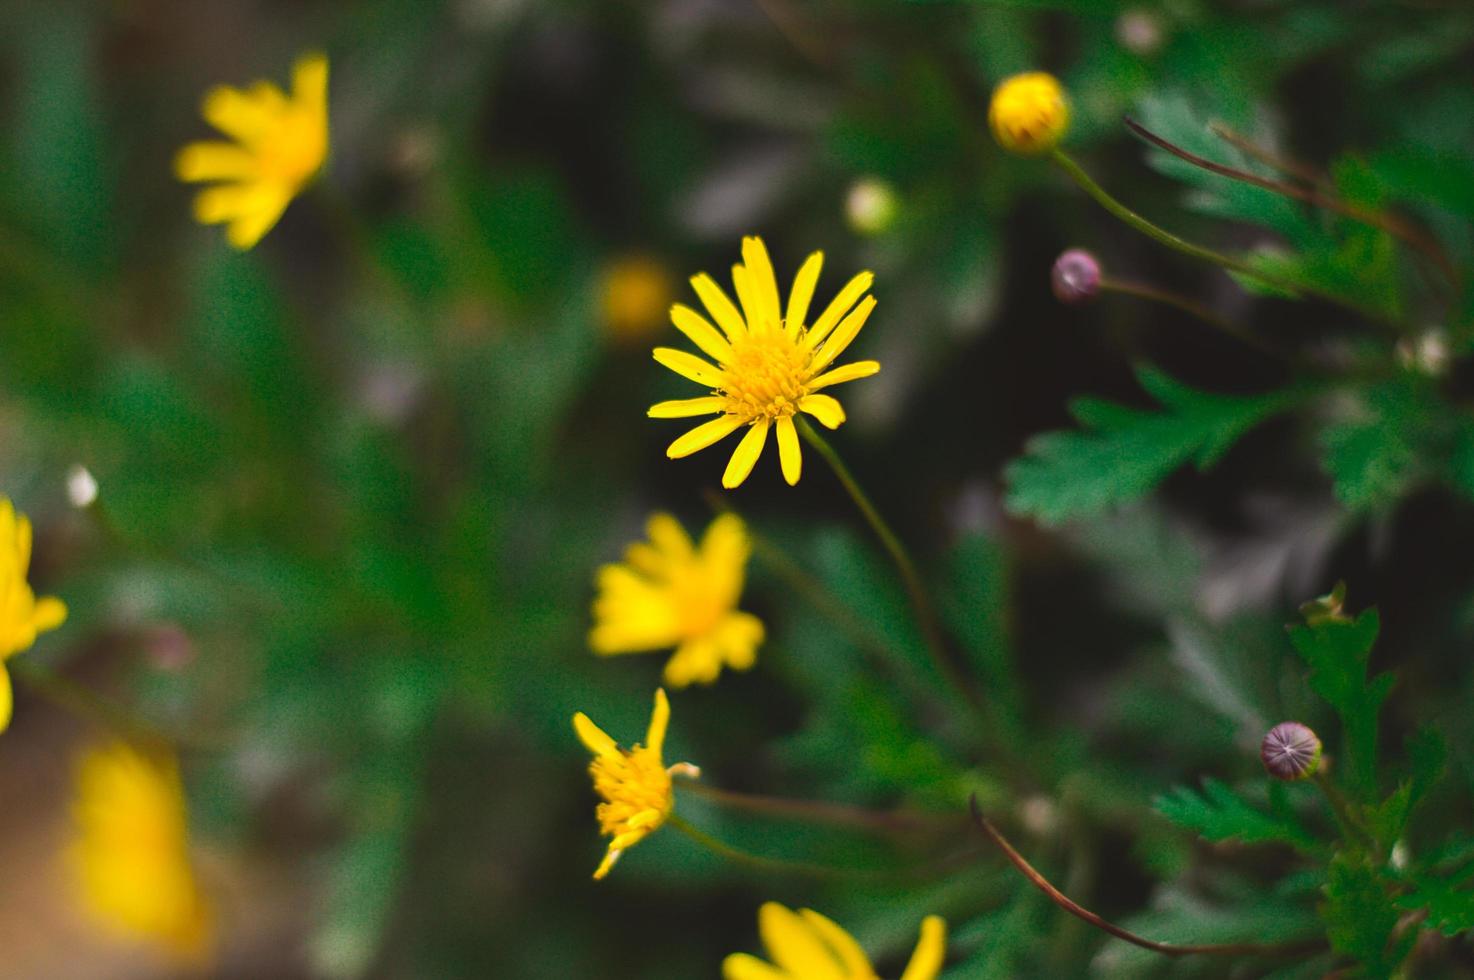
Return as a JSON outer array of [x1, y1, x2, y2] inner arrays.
[[722, 421, 770, 489], [722, 953, 789, 980], [15, 513, 32, 571], [0, 664, 10, 734], [645, 688, 670, 757], [653, 347, 725, 388], [226, 193, 292, 250], [667, 415, 743, 459], [592, 846, 622, 880], [192, 183, 262, 224], [573, 712, 619, 758], [809, 360, 879, 392], [784, 251, 823, 337], [810, 294, 877, 374], [775, 416, 801, 486], [759, 903, 846, 979], [670, 304, 735, 363], [741, 236, 782, 333], [174, 141, 259, 183], [805, 271, 873, 348], [798, 394, 846, 429], [732, 263, 763, 336], [646, 513, 694, 559], [663, 640, 719, 687], [32, 597, 67, 635], [202, 84, 284, 144], [798, 909, 874, 978], [899, 916, 947, 980], [690, 273, 748, 340], [648, 396, 726, 419], [291, 52, 330, 117]]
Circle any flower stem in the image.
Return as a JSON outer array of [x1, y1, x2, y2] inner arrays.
[[10, 658, 172, 749], [1049, 148, 1398, 327], [679, 781, 948, 837], [667, 813, 887, 881], [1097, 274, 1282, 359], [795, 417, 980, 711], [969, 796, 1324, 958]]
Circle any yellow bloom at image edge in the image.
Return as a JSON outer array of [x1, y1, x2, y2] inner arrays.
[[650, 235, 881, 489], [988, 71, 1069, 155], [572, 689, 699, 880], [175, 53, 329, 250], [590, 512, 764, 687], [725, 902, 946, 980], [71, 743, 213, 960], [0, 497, 67, 733]]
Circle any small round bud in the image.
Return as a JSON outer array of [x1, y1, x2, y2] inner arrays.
[[1115, 9, 1164, 56], [845, 177, 899, 237], [1051, 249, 1101, 305], [600, 254, 674, 343], [989, 72, 1070, 156], [66, 465, 98, 509], [1261, 722, 1322, 781]]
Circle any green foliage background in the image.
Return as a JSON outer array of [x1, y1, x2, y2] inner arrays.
[[0, 0, 1472, 976]]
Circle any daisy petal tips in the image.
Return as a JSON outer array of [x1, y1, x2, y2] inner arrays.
[[649, 237, 880, 489]]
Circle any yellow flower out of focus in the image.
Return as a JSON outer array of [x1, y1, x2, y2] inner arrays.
[[590, 513, 763, 687], [572, 689, 699, 880], [988, 72, 1069, 156], [601, 254, 676, 343], [724, 903, 947, 980], [0, 497, 67, 733], [650, 236, 881, 489], [175, 53, 329, 250], [71, 742, 212, 960]]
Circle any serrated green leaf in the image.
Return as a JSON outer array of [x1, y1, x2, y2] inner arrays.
[[1397, 874, 1474, 938], [1320, 380, 1445, 511], [1004, 367, 1296, 525], [1287, 608, 1392, 800], [1155, 778, 1319, 852], [1366, 728, 1447, 845], [1322, 854, 1414, 976]]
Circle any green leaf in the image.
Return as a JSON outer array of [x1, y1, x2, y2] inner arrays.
[[1365, 728, 1447, 845], [1155, 778, 1319, 852], [1397, 874, 1474, 938], [1004, 367, 1297, 525], [1322, 854, 1414, 975], [1287, 608, 1393, 800], [1320, 380, 1444, 511]]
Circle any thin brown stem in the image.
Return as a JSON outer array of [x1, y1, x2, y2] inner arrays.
[[1208, 123, 1328, 189], [1125, 116, 1458, 288], [968, 796, 1325, 959], [1097, 274, 1282, 360], [680, 781, 947, 837]]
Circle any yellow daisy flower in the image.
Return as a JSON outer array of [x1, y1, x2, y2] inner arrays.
[[70, 742, 213, 959], [572, 689, 699, 880], [175, 53, 329, 250], [590, 513, 764, 687], [724, 902, 947, 980], [988, 71, 1070, 156], [601, 254, 676, 343], [650, 236, 881, 489], [0, 497, 67, 733]]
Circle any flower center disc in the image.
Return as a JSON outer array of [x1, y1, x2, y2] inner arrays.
[[721, 330, 811, 422]]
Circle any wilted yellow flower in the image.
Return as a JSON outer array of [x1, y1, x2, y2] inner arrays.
[[650, 236, 880, 488], [572, 689, 699, 880], [724, 902, 947, 980], [601, 254, 675, 342], [175, 53, 329, 250], [71, 742, 212, 959], [0, 497, 67, 733], [988, 72, 1069, 155], [590, 513, 763, 687]]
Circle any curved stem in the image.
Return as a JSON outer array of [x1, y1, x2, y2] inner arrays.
[[667, 813, 889, 881], [680, 781, 947, 837], [795, 418, 980, 711], [1125, 116, 1458, 289], [1050, 149, 1399, 328], [10, 659, 176, 750], [1098, 274, 1282, 359], [969, 796, 1325, 959]]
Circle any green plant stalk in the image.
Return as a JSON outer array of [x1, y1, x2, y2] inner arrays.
[[10, 658, 171, 748], [1314, 769, 1379, 854], [1050, 149, 1397, 327], [796, 417, 980, 712], [1097, 275, 1283, 359], [679, 781, 948, 837], [667, 813, 885, 881]]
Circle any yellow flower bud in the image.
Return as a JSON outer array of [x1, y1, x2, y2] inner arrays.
[[988, 72, 1070, 156]]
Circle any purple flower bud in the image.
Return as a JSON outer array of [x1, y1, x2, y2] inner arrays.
[[1052, 249, 1101, 305], [1261, 722, 1322, 781]]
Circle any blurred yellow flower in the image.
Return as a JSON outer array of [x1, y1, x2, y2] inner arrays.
[[601, 254, 675, 342], [590, 513, 763, 687], [724, 903, 946, 980], [988, 72, 1069, 155], [572, 689, 699, 880], [175, 52, 329, 250], [0, 497, 67, 733], [71, 742, 212, 959], [650, 236, 880, 488]]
